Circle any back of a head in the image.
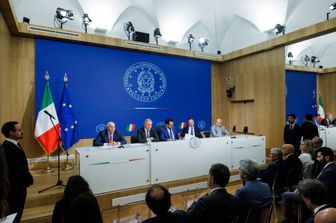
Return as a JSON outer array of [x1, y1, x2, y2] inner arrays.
[[297, 179, 328, 206], [271, 147, 283, 160], [312, 137, 323, 148], [209, 163, 230, 187], [315, 208, 336, 223], [282, 144, 294, 156], [239, 159, 259, 180], [64, 175, 92, 201], [145, 184, 171, 216], [305, 113, 313, 121], [69, 194, 103, 223]]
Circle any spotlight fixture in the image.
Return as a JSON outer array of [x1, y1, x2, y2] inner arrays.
[[187, 34, 195, 51], [198, 37, 209, 53], [123, 21, 135, 40], [287, 52, 293, 65], [82, 13, 92, 34], [327, 3, 336, 20], [153, 28, 162, 45], [303, 55, 310, 67], [54, 7, 74, 29], [273, 24, 285, 35], [23, 17, 30, 24], [311, 56, 320, 67]]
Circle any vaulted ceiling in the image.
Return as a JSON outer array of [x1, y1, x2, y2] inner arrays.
[[11, 0, 336, 67]]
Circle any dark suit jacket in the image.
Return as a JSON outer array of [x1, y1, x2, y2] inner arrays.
[[301, 121, 319, 140], [142, 210, 187, 223], [284, 154, 302, 186], [317, 162, 336, 206], [136, 127, 159, 143], [305, 204, 332, 223], [159, 127, 179, 141], [187, 188, 243, 223], [180, 126, 203, 138], [93, 129, 126, 146], [259, 160, 287, 189], [320, 118, 332, 127], [284, 123, 301, 155]]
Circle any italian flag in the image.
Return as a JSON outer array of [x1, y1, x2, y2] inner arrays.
[[318, 96, 325, 119], [179, 122, 186, 129], [34, 81, 60, 155], [126, 124, 136, 132]]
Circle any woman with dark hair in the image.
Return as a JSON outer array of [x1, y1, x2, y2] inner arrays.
[[0, 144, 9, 219], [52, 175, 102, 223]]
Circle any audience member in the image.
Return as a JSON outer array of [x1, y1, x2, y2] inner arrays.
[[93, 121, 126, 146], [235, 159, 272, 209], [299, 140, 314, 179], [281, 144, 302, 188], [210, 118, 230, 137], [301, 114, 319, 140], [180, 118, 203, 138], [52, 175, 102, 223], [321, 113, 333, 127], [0, 145, 9, 218], [312, 136, 323, 151], [187, 163, 242, 223], [284, 114, 301, 156], [143, 184, 187, 223], [137, 119, 159, 143], [1, 121, 34, 223], [259, 148, 287, 188], [159, 118, 179, 141], [315, 208, 336, 223]]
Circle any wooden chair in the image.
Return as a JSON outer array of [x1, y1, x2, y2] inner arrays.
[[245, 203, 273, 223]]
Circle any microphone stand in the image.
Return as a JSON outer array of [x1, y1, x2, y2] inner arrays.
[[39, 114, 66, 193]]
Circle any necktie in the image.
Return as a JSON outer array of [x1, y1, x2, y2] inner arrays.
[[169, 128, 174, 140], [190, 127, 194, 136], [17, 142, 23, 149], [109, 133, 112, 143], [146, 130, 149, 138]]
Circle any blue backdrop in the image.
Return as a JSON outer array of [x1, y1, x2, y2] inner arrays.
[[35, 39, 212, 138], [286, 70, 316, 124]]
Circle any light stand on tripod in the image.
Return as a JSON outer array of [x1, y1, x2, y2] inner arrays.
[[38, 110, 66, 193]]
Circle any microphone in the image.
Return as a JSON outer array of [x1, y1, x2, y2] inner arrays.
[[44, 110, 55, 120]]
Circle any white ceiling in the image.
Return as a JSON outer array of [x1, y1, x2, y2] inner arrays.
[[11, 0, 336, 68]]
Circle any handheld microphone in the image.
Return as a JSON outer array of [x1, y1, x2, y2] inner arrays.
[[44, 110, 55, 120]]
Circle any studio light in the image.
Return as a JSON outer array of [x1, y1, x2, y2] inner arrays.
[[311, 56, 320, 67], [327, 3, 336, 19], [287, 52, 293, 65], [198, 37, 209, 53], [303, 55, 310, 67], [123, 21, 135, 40], [54, 7, 74, 29], [82, 13, 92, 34], [153, 28, 162, 45], [187, 34, 195, 51], [273, 24, 285, 35]]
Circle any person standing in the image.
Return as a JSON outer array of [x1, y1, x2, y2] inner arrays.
[[1, 121, 33, 223], [301, 114, 319, 140], [284, 114, 302, 156]]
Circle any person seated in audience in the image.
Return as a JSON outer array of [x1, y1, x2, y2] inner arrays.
[[159, 118, 179, 141], [186, 163, 242, 223], [299, 140, 314, 179], [312, 136, 323, 151], [321, 113, 333, 127], [52, 175, 102, 223], [180, 118, 203, 138], [258, 148, 287, 188], [143, 184, 187, 223], [281, 144, 302, 188], [297, 179, 331, 223], [284, 114, 301, 156], [137, 119, 159, 143], [301, 114, 319, 140], [235, 159, 272, 209], [93, 121, 126, 146], [315, 208, 336, 223], [68, 193, 103, 223], [210, 118, 230, 137]]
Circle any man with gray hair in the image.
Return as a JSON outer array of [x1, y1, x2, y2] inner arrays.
[[259, 148, 287, 188], [236, 159, 272, 209], [137, 119, 159, 143], [93, 121, 126, 146]]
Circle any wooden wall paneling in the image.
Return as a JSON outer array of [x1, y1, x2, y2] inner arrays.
[[211, 63, 225, 124], [318, 73, 336, 116], [245, 101, 255, 133], [229, 102, 245, 133]]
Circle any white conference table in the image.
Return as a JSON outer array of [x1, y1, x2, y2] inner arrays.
[[318, 126, 336, 149], [76, 135, 266, 194]]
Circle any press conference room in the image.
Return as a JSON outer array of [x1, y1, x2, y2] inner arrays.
[[1, 1, 336, 222]]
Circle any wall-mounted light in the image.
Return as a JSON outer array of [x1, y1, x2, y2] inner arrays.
[[303, 55, 310, 67], [54, 7, 74, 29], [273, 24, 285, 35], [327, 3, 336, 20], [187, 34, 195, 51], [153, 28, 162, 45], [198, 37, 209, 53], [82, 13, 92, 34], [311, 56, 320, 67], [123, 21, 135, 40], [287, 52, 293, 65]]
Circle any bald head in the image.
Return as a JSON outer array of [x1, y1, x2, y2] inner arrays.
[[282, 144, 294, 156], [315, 208, 336, 223]]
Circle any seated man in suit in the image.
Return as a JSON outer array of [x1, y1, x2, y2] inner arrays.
[[137, 119, 159, 143], [180, 118, 203, 138], [258, 147, 287, 188], [282, 144, 302, 188], [321, 113, 333, 127], [236, 159, 272, 209], [93, 122, 126, 146], [143, 184, 187, 223], [315, 208, 336, 223], [210, 118, 230, 137], [159, 118, 179, 141], [187, 163, 242, 223]]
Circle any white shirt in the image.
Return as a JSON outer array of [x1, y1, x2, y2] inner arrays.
[[188, 126, 195, 136], [5, 138, 20, 149], [314, 204, 328, 215], [299, 153, 314, 167]]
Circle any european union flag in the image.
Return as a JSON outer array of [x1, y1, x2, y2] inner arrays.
[[58, 78, 79, 150], [311, 89, 317, 116]]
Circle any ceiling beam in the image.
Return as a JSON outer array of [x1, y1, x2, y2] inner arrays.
[[0, 0, 18, 34]]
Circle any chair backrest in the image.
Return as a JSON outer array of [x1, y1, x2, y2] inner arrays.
[[302, 163, 314, 179], [130, 136, 138, 143], [214, 215, 239, 223], [245, 203, 273, 223], [202, 131, 211, 138], [272, 169, 292, 194]]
